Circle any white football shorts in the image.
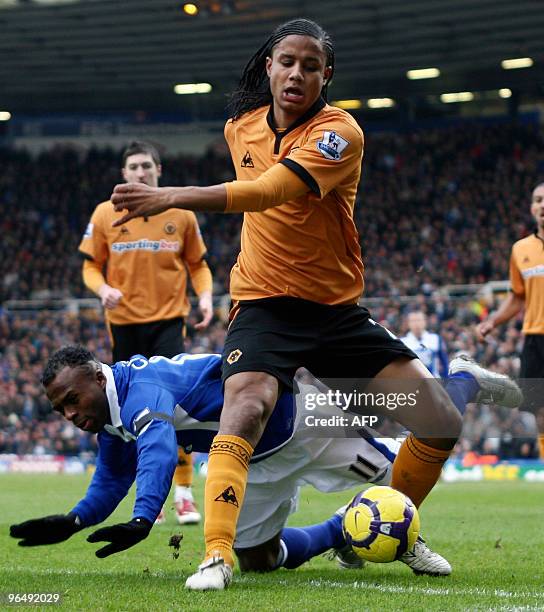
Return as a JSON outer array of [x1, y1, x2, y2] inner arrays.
[[234, 386, 400, 549]]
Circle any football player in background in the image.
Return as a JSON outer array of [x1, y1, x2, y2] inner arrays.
[[80, 140, 212, 525], [400, 311, 490, 417], [401, 311, 449, 378], [476, 182, 544, 458]]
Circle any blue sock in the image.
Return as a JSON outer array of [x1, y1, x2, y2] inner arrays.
[[279, 513, 345, 569], [445, 372, 480, 415]]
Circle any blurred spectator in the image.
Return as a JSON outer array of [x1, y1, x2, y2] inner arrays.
[[1, 122, 542, 302]]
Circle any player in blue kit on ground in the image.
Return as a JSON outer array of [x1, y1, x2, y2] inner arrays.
[[10, 346, 520, 576]]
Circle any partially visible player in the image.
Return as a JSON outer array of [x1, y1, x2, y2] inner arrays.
[[401, 311, 448, 378], [79, 141, 212, 525], [400, 312, 489, 416], [476, 182, 544, 458], [10, 346, 521, 580]]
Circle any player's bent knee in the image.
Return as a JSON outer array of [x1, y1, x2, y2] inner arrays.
[[376, 357, 461, 437], [222, 372, 279, 442], [221, 395, 273, 442], [236, 552, 277, 573], [447, 402, 463, 437]]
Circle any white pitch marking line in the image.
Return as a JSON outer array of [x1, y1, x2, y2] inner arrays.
[[239, 576, 543, 601], [6, 568, 544, 601], [304, 579, 544, 601]]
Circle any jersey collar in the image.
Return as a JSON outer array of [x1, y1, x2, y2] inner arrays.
[[99, 363, 136, 441], [532, 229, 544, 249], [100, 363, 136, 442], [101, 363, 122, 428], [266, 97, 326, 154], [99, 362, 137, 442]]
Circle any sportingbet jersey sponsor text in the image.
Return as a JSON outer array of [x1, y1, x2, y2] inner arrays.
[[78, 202, 207, 324], [224, 99, 365, 305]]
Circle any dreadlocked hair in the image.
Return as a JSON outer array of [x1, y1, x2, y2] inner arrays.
[[227, 18, 334, 121]]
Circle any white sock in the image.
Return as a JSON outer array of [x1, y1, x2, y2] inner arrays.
[[175, 485, 194, 504], [274, 539, 288, 569]]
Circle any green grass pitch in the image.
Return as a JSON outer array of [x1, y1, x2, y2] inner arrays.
[[1, 474, 543, 611]]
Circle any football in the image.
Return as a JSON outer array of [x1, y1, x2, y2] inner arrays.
[[342, 485, 420, 563]]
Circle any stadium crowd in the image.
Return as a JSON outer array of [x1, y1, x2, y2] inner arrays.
[[0, 294, 537, 459], [2, 120, 543, 303], [1, 118, 543, 459]]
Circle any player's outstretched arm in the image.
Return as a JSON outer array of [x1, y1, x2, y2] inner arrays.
[[85, 414, 178, 557], [111, 164, 310, 226], [71, 432, 137, 528], [10, 436, 137, 549], [10, 513, 83, 546], [111, 183, 228, 226]]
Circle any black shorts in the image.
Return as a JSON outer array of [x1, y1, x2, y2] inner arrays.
[[110, 317, 185, 362], [221, 297, 416, 388], [520, 335, 544, 379], [520, 334, 544, 411]]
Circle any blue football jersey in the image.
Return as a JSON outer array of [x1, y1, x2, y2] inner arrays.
[[400, 331, 448, 377], [72, 353, 296, 527]]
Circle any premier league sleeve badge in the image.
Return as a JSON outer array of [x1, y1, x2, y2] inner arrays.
[[317, 130, 350, 160]]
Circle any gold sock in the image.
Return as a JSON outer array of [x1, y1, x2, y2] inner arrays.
[[174, 448, 193, 488], [538, 434, 544, 460], [204, 434, 254, 567], [391, 434, 452, 507]]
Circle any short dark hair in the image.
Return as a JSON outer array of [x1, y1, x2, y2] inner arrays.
[[41, 345, 99, 387], [227, 18, 334, 120], [121, 141, 161, 167]]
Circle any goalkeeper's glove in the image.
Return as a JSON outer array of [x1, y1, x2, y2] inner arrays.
[[86, 517, 152, 558], [10, 513, 82, 546]]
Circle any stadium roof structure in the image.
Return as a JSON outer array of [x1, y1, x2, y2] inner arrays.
[[1, 0, 543, 119]]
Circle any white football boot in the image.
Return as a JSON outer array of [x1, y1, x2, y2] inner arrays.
[[175, 499, 202, 525], [174, 486, 202, 525], [331, 505, 366, 570], [185, 555, 233, 591], [448, 354, 523, 408], [399, 535, 452, 576], [332, 505, 451, 576], [333, 543, 366, 570]]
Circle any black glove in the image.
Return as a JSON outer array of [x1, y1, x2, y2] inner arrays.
[[10, 513, 82, 546], [86, 517, 152, 558]]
